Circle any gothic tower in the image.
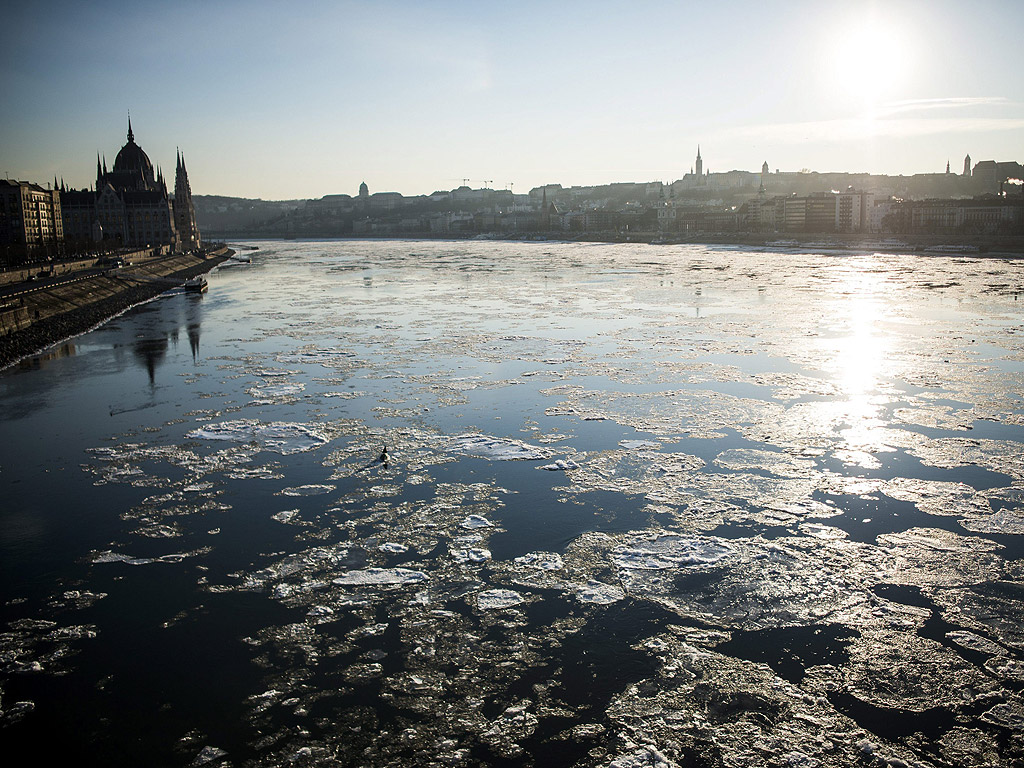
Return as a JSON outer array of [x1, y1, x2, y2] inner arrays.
[[695, 146, 703, 180], [963, 154, 972, 177], [173, 150, 201, 251]]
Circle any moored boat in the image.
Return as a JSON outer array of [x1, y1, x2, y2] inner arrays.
[[184, 276, 208, 293]]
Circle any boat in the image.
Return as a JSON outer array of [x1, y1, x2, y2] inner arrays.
[[184, 276, 208, 293]]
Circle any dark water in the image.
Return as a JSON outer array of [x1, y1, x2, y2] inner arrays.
[[1, 241, 1023, 767]]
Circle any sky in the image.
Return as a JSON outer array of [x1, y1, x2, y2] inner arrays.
[[3, 0, 1023, 200]]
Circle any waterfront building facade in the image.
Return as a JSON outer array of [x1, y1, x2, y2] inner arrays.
[[0, 179, 64, 263]]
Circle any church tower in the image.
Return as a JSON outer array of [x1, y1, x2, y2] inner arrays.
[[963, 154, 972, 177], [695, 146, 703, 181], [173, 150, 201, 252]]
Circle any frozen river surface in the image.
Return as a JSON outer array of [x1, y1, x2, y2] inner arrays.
[[2, 240, 1024, 767]]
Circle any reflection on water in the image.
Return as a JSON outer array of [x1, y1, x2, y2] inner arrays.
[[188, 323, 200, 361], [16, 342, 76, 371], [1, 241, 1023, 768], [132, 336, 169, 385]]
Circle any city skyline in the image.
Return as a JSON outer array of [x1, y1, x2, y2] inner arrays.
[[4, 0, 1023, 200]]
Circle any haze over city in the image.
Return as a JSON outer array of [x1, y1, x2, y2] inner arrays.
[[4, 0, 1024, 200]]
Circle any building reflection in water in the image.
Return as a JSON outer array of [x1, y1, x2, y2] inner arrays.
[[188, 323, 200, 362], [18, 343, 77, 371], [133, 336, 169, 386], [125, 294, 204, 384]]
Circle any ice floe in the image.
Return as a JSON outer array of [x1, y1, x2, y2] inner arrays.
[[186, 419, 332, 454], [476, 589, 525, 610], [447, 433, 552, 461], [331, 568, 429, 586]]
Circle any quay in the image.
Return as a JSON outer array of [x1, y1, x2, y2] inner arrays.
[[0, 246, 232, 369]]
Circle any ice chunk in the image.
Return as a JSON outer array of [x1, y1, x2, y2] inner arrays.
[[538, 458, 581, 471], [477, 589, 524, 610], [276, 349, 356, 365], [248, 382, 304, 398], [959, 508, 1024, 535], [575, 579, 625, 605], [278, 484, 334, 496], [191, 746, 227, 765], [271, 510, 299, 524], [447, 433, 551, 461], [379, 542, 408, 554], [461, 514, 493, 529], [450, 548, 491, 563], [514, 551, 564, 571], [91, 550, 195, 566], [332, 568, 428, 586], [186, 419, 330, 454], [981, 700, 1024, 731], [619, 440, 661, 450], [613, 534, 734, 570], [608, 746, 672, 768], [946, 630, 1003, 655]]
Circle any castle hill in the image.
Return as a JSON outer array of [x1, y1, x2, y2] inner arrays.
[[197, 148, 1024, 247]]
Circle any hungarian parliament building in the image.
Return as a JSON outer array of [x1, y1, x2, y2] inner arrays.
[[58, 117, 201, 254]]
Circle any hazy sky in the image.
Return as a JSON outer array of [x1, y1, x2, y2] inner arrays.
[[3, 0, 1022, 200]]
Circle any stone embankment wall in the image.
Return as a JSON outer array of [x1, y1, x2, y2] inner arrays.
[[0, 248, 231, 369]]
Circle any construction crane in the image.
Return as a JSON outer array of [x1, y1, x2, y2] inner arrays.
[[448, 178, 496, 189]]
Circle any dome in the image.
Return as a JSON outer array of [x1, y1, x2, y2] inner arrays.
[[112, 119, 154, 177]]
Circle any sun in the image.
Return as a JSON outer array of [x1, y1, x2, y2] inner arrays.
[[827, 10, 916, 113]]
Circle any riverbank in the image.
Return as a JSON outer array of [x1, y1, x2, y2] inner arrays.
[[0, 248, 232, 369]]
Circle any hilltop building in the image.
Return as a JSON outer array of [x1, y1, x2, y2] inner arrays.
[[60, 116, 200, 253]]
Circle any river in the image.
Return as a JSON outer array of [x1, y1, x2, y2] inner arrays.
[[1, 239, 1023, 766]]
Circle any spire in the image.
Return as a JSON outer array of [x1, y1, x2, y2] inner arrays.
[[127, 111, 134, 143]]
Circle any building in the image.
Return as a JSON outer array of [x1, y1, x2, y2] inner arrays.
[[173, 151, 200, 251], [779, 195, 806, 232], [971, 160, 1024, 191], [59, 117, 200, 253], [835, 190, 873, 233], [0, 179, 64, 264]]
